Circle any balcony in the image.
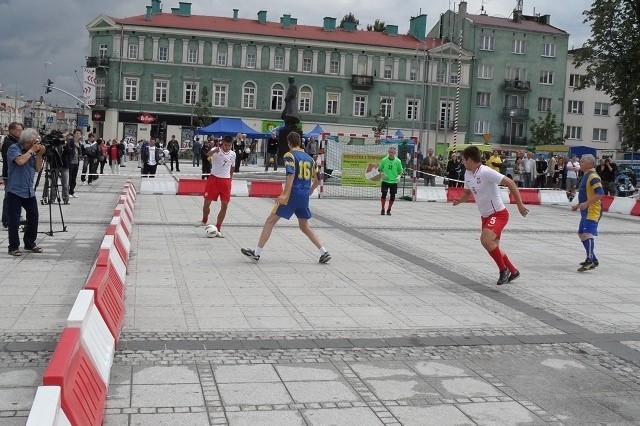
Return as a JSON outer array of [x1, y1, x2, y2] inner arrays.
[[350, 75, 374, 90], [503, 79, 531, 91], [500, 135, 528, 145], [502, 107, 529, 120], [94, 97, 109, 107], [86, 56, 110, 68]]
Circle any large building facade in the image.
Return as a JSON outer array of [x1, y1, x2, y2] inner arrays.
[[86, 0, 472, 151]]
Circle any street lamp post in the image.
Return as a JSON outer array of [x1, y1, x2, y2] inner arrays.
[[509, 110, 515, 145], [633, 98, 638, 170]]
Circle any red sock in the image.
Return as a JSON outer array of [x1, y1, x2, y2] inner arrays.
[[488, 247, 506, 270], [380, 197, 386, 210], [216, 223, 221, 231], [202, 216, 208, 223], [503, 253, 517, 274], [388, 200, 394, 210]]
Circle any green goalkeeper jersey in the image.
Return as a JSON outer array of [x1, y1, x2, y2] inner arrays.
[[378, 156, 403, 184]]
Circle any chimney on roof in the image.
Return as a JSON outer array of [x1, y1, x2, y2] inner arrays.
[[145, 5, 152, 20], [178, 2, 191, 16], [171, 7, 178, 14], [151, 0, 161, 15], [281, 14, 291, 28], [385, 25, 398, 36], [257, 10, 267, 24], [323, 17, 336, 31], [408, 14, 427, 41], [233, 9, 239, 20], [539, 14, 550, 25], [459, 1, 467, 18]]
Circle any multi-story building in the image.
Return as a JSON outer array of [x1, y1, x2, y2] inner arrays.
[[564, 49, 621, 158], [429, 1, 569, 149], [86, 0, 471, 151]]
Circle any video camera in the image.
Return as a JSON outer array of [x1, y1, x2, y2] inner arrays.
[[40, 130, 68, 168]]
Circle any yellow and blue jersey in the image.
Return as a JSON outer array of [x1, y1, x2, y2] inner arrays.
[[578, 169, 604, 221], [284, 148, 318, 197]]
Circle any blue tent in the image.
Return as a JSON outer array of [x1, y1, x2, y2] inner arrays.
[[196, 118, 269, 138], [304, 124, 325, 139], [394, 129, 404, 138], [568, 145, 597, 158]]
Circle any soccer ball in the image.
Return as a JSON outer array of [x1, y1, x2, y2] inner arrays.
[[205, 224, 219, 238]]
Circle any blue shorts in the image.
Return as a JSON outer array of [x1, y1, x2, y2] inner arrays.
[[578, 218, 599, 236], [273, 193, 312, 220]]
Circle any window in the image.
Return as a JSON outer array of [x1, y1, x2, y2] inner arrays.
[[123, 78, 138, 101], [326, 92, 340, 115], [96, 78, 106, 105], [217, 50, 227, 66], [593, 128, 607, 142], [569, 74, 583, 88], [566, 126, 582, 140], [436, 62, 446, 83], [476, 92, 491, 107], [407, 99, 420, 120], [353, 95, 367, 117], [154, 80, 168, 103], [480, 35, 494, 51], [158, 46, 168, 62], [128, 44, 138, 60], [380, 97, 393, 118], [439, 101, 452, 129], [184, 82, 198, 105], [274, 55, 284, 70], [409, 67, 418, 82], [512, 39, 525, 54], [271, 84, 284, 111], [478, 64, 493, 79], [539, 70, 554, 85], [299, 87, 312, 113], [99, 44, 108, 59], [507, 67, 528, 81], [213, 84, 227, 107], [475, 121, 490, 135], [542, 43, 556, 57], [187, 48, 198, 64], [449, 70, 459, 84], [594, 102, 610, 116], [567, 100, 584, 114], [384, 65, 392, 79], [242, 82, 256, 109], [302, 58, 312, 73], [538, 97, 552, 112], [246, 53, 256, 68], [330, 60, 340, 75]]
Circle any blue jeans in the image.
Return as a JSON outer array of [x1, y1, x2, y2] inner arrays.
[[7, 192, 39, 252]]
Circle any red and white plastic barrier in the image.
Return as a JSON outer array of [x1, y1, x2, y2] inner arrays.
[[26, 386, 71, 426]]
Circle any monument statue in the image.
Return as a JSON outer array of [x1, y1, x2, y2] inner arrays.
[[281, 77, 300, 125]]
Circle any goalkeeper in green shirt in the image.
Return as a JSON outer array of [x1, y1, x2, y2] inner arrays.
[[378, 147, 404, 215]]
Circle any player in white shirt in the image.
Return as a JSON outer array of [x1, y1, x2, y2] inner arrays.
[[194, 135, 236, 236], [453, 146, 529, 285]]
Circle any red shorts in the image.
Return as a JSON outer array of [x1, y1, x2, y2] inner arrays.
[[204, 176, 231, 202], [481, 208, 509, 239]]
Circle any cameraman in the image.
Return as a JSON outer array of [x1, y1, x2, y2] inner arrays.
[[2, 122, 23, 229], [81, 133, 99, 185], [596, 157, 617, 195], [42, 130, 70, 204], [7, 128, 45, 256]]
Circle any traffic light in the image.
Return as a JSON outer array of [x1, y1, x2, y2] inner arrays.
[[45, 79, 53, 94]]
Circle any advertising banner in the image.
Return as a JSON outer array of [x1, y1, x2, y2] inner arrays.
[[82, 67, 96, 106]]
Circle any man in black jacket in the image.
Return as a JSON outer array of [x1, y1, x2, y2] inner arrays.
[[265, 132, 278, 171], [66, 129, 83, 197], [534, 155, 548, 188], [167, 135, 180, 172], [2, 122, 24, 228]]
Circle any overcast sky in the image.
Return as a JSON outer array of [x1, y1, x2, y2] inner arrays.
[[0, 0, 592, 108]]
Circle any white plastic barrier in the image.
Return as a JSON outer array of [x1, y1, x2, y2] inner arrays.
[[540, 190, 570, 205], [139, 179, 177, 195], [123, 181, 137, 201], [107, 216, 131, 266], [231, 180, 249, 197], [416, 186, 448, 202], [608, 197, 636, 215], [26, 386, 71, 426], [67, 290, 115, 385], [91, 235, 126, 285], [114, 204, 133, 233], [499, 187, 511, 204]]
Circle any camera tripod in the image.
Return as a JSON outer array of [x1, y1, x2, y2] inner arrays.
[[34, 160, 68, 236]]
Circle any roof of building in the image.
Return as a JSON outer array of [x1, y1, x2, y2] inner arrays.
[[467, 13, 568, 35], [113, 13, 442, 50]]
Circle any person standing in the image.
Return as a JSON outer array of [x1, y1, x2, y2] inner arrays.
[[241, 132, 330, 263], [595, 157, 617, 195], [421, 148, 439, 186], [233, 133, 245, 172], [42, 130, 70, 205], [2, 122, 24, 229], [194, 136, 236, 235], [522, 152, 534, 188], [453, 145, 529, 285], [201, 138, 215, 179], [306, 136, 319, 162], [378, 146, 404, 215], [572, 154, 604, 271], [108, 139, 121, 175], [167, 135, 180, 172], [6, 128, 45, 256], [192, 136, 202, 167], [534, 154, 548, 188], [513, 156, 524, 188], [81, 133, 99, 185], [141, 139, 161, 177], [66, 129, 82, 199], [446, 153, 463, 188], [565, 154, 580, 200], [97, 138, 108, 174], [265, 132, 279, 171], [487, 150, 503, 173]]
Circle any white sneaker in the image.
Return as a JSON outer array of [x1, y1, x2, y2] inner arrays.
[[194, 221, 207, 227], [71, 194, 78, 198], [82, 182, 87, 186], [215, 231, 224, 238]]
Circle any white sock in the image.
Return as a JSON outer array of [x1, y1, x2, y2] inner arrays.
[[319, 247, 327, 255], [254, 247, 262, 256]]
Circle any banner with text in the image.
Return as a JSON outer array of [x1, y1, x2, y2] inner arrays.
[[82, 67, 96, 106]]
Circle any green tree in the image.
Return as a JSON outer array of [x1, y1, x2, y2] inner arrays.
[[573, 1, 640, 151], [372, 111, 388, 137], [366, 19, 386, 32], [339, 12, 359, 29], [529, 112, 565, 146], [193, 86, 212, 127]]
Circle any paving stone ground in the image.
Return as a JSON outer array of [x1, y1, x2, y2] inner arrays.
[[1, 163, 640, 425]]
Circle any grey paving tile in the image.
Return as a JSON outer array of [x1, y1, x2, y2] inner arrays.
[[275, 364, 342, 381], [389, 405, 474, 426], [131, 384, 204, 407], [457, 401, 543, 425], [285, 380, 361, 403], [218, 382, 293, 405], [0, 387, 37, 411], [301, 407, 384, 426], [214, 364, 279, 384], [226, 410, 305, 426], [133, 365, 200, 384], [129, 413, 210, 425]]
